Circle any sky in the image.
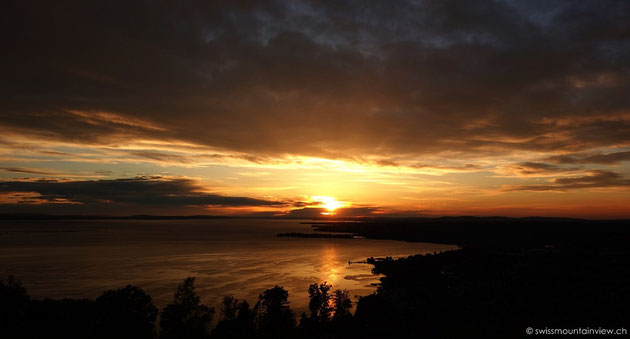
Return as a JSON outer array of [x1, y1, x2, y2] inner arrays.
[[1, 0, 629, 218]]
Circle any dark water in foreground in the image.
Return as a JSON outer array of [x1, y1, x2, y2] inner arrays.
[[0, 219, 456, 312]]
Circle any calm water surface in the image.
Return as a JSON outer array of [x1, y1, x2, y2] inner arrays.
[[0, 219, 456, 312]]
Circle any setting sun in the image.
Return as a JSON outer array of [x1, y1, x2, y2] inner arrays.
[[312, 196, 346, 214]]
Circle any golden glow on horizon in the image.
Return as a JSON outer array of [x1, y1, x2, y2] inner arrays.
[[2, 128, 630, 218]]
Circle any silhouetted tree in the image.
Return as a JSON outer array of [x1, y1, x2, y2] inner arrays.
[[0, 275, 30, 335], [212, 298, 256, 338], [95, 285, 158, 339], [332, 289, 352, 321], [220, 296, 239, 321], [160, 277, 214, 339], [298, 311, 309, 327], [255, 285, 295, 336], [307, 282, 332, 323], [28, 298, 98, 339], [353, 293, 388, 327], [236, 300, 254, 325]]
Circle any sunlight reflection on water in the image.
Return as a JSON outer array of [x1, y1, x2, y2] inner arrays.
[[0, 219, 457, 313]]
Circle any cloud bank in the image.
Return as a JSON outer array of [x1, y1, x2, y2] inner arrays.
[[0, 177, 284, 215], [1, 1, 629, 217], [2, 0, 629, 161]]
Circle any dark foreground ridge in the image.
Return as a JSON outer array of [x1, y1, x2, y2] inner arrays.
[[307, 217, 630, 337], [310, 216, 630, 247]]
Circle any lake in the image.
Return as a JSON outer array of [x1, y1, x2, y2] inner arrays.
[[0, 219, 457, 313]]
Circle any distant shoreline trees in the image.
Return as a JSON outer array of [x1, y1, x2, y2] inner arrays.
[[0, 275, 353, 339]]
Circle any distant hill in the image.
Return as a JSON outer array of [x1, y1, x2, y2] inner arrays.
[[309, 216, 630, 248]]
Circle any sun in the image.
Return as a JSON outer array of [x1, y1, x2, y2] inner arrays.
[[311, 196, 346, 215]]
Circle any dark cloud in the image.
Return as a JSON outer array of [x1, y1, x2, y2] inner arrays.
[[512, 162, 560, 174], [374, 160, 481, 171], [281, 206, 384, 219], [1, 0, 629, 159], [0, 176, 284, 214], [411, 163, 482, 171], [545, 150, 630, 164], [290, 200, 321, 208], [502, 162, 581, 175], [128, 151, 271, 165], [375, 159, 400, 167], [503, 170, 630, 191], [0, 167, 55, 175]]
